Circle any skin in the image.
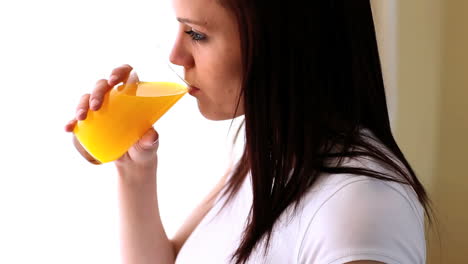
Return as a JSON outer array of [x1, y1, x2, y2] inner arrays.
[[63, 0, 384, 263], [170, 0, 244, 120]]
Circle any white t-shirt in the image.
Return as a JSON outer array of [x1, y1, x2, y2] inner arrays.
[[175, 142, 426, 264]]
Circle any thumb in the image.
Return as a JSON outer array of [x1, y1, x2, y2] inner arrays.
[[137, 127, 159, 151], [125, 70, 140, 84]]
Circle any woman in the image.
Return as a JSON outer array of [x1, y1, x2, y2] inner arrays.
[[65, 0, 432, 263]]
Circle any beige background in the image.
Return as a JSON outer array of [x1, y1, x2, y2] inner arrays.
[[373, 0, 468, 263]]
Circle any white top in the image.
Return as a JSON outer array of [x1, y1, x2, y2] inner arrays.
[[175, 139, 426, 264]]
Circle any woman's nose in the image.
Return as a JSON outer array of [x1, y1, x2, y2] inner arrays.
[[169, 34, 194, 69]]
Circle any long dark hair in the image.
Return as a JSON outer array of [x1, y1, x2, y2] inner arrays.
[[217, 0, 434, 263]]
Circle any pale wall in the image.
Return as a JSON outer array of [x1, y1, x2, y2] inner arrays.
[[432, 0, 468, 263], [395, 0, 442, 192], [395, 0, 468, 263]]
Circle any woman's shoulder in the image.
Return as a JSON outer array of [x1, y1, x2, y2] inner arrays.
[[301, 171, 425, 225], [299, 133, 426, 239], [260, 170, 426, 263], [291, 129, 427, 262], [294, 173, 426, 263]]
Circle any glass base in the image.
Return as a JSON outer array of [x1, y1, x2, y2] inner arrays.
[[72, 135, 102, 165]]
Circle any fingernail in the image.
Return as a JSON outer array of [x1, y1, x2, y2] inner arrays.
[[109, 75, 118, 84], [90, 99, 99, 110], [152, 138, 159, 145], [76, 109, 85, 119]]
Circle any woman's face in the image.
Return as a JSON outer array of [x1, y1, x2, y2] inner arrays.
[[170, 0, 244, 120]]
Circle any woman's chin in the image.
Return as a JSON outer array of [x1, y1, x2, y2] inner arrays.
[[198, 107, 245, 121]]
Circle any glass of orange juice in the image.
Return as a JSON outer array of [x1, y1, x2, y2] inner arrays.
[[72, 62, 188, 164]]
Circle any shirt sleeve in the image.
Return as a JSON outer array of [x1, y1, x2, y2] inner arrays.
[[298, 178, 426, 264]]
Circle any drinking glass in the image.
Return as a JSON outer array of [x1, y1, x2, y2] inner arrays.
[[72, 54, 188, 164]]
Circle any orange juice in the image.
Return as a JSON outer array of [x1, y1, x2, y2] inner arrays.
[[73, 82, 187, 163]]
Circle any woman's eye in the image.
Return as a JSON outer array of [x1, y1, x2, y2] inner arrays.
[[184, 29, 206, 41]]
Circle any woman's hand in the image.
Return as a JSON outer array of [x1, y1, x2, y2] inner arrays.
[[64, 64, 160, 179]]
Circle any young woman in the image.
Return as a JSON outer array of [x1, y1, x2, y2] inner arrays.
[[65, 0, 432, 263]]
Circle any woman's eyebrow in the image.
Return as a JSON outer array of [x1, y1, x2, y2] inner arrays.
[[176, 17, 208, 28]]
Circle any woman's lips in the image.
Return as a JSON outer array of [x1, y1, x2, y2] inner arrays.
[[188, 85, 200, 95]]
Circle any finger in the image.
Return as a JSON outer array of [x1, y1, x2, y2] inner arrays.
[[138, 127, 159, 150], [126, 70, 139, 84], [64, 119, 77, 132], [89, 79, 111, 111], [108, 64, 134, 87], [76, 93, 90, 120], [119, 71, 140, 95]]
